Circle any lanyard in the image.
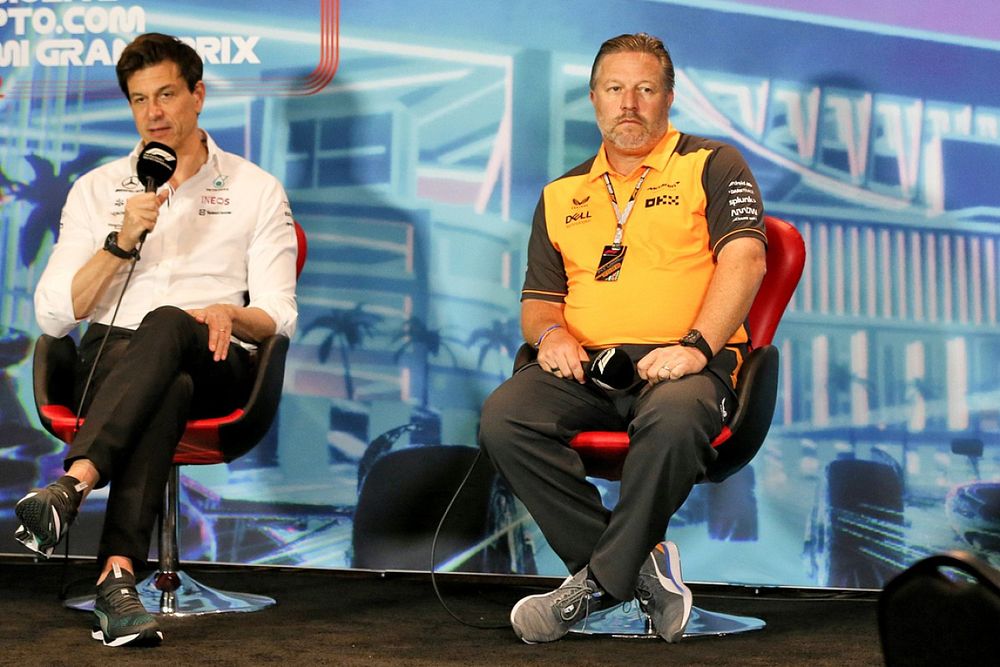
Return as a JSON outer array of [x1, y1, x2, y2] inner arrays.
[[602, 167, 651, 247]]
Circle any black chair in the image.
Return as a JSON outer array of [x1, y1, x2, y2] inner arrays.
[[351, 445, 496, 572], [879, 551, 1000, 666], [32, 222, 307, 615]]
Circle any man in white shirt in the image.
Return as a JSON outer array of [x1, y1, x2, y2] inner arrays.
[[15, 33, 297, 647]]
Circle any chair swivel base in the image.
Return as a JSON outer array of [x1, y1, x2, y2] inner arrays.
[[570, 599, 765, 639], [64, 569, 276, 616]]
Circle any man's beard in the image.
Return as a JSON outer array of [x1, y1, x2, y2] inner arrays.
[[607, 125, 651, 150], [602, 114, 666, 151]]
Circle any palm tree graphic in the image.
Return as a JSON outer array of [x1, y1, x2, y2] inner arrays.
[[392, 316, 461, 409], [1, 151, 106, 267], [468, 318, 520, 383], [302, 304, 382, 401]]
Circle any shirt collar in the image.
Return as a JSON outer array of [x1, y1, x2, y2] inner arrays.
[[589, 123, 680, 181], [129, 130, 221, 174]]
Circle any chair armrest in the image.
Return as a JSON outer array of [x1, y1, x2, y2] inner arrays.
[[705, 345, 779, 483], [512, 343, 536, 374], [215, 333, 290, 461], [32, 334, 79, 439]]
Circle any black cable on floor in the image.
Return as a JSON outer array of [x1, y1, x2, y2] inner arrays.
[[429, 448, 509, 630]]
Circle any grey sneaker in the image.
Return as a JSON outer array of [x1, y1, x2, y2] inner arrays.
[[510, 567, 616, 643], [92, 566, 163, 647], [14, 476, 86, 557], [635, 541, 693, 642]]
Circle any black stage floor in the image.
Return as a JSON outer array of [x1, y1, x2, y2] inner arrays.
[[0, 556, 884, 666]]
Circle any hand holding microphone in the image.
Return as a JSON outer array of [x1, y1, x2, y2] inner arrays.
[[541, 342, 636, 390], [122, 142, 177, 247], [536, 322, 636, 389], [586, 347, 637, 390]]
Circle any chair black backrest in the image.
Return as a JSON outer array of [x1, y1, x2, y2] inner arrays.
[[352, 445, 495, 571], [879, 551, 1000, 666]]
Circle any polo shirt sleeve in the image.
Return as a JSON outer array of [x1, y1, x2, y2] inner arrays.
[[520, 193, 567, 303], [246, 177, 298, 338], [702, 144, 767, 257], [33, 178, 100, 337]]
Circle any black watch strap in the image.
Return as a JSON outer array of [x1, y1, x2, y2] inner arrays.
[[104, 231, 138, 260], [680, 329, 713, 361]]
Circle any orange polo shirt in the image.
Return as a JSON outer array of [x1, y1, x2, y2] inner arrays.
[[521, 125, 766, 348]]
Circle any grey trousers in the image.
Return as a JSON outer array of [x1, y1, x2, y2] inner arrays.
[[479, 347, 737, 600]]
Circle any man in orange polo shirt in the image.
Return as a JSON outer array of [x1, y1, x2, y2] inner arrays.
[[479, 33, 767, 644]]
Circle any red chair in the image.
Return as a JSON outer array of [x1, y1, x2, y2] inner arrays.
[[32, 221, 307, 615], [514, 215, 805, 637]]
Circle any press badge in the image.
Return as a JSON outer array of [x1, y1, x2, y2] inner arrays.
[[595, 244, 627, 281]]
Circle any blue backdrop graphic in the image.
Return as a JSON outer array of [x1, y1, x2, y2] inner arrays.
[[2, 0, 998, 589]]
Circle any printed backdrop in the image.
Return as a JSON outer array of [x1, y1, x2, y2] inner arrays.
[[2, 0, 999, 590]]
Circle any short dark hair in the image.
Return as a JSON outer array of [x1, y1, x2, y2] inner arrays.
[[589, 33, 674, 93], [116, 33, 203, 98]]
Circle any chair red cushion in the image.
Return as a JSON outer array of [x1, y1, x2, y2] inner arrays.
[[569, 426, 732, 480], [38, 404, 241, 465], [568, 216, 803, 482], [39, 405, 80, 444], [174, 411, 245, 464]]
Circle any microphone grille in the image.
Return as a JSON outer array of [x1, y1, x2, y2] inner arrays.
[[137, 142, 177, 189]]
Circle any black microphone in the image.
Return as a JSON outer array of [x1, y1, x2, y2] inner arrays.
[[135, 142, 177, 241], [137, 141, 177, 192], [586, 347, 636, 390]]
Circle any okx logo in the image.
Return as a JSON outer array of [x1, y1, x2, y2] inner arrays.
[[645, 194, 680, 208]]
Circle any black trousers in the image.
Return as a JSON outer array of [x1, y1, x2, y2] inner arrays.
[[66, 306, 253, 566], [479, 347, 737, 601]]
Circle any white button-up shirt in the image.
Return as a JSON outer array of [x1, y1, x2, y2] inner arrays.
[[34, 132, 298, 345]]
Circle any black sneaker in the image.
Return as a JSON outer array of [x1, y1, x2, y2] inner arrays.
[[635, 540, 693, 642], [14, 476, 86, 557], [92, 566, 163, 647], [510, 567, 616, 643]]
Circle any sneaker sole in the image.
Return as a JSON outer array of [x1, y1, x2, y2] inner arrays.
[[14, 493, 60, 557], [91, 627, 164, 647], [650, 541, 693, 642]]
